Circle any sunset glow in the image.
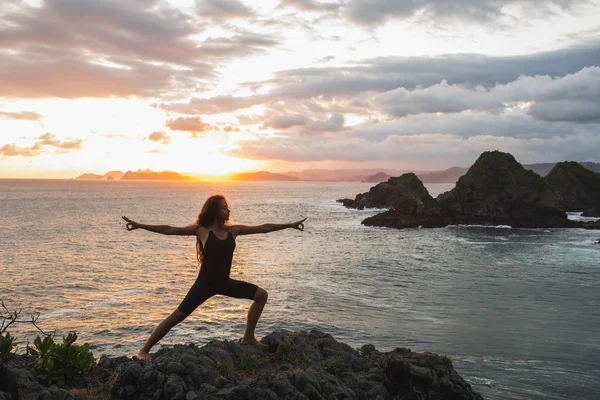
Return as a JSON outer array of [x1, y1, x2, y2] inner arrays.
[[1, 0, 599, 178]]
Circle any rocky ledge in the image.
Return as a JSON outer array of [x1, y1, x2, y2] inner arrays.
[[0, 330, 483, 400]]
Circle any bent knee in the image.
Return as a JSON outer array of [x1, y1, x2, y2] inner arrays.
[[254, 288, 268, 304], [170, 309, 189, 324]]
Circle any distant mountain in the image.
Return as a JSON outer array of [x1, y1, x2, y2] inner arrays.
[[74, 173, 103, 180], [103, 170, 125, 180], [363, 172, 392, 183], [75, 170, 124, 180], [283, 168, 409, 182], [73, 161, 600, 183], [229, 171, 300, 181], [418, 167, 468, 183], [360, 162, 600, 184], [120, 170, 192, 180]]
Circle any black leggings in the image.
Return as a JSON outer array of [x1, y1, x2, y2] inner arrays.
[[177, 279, 259, 315]]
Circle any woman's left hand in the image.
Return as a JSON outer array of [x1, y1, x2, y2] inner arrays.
[[291, 218, 307, 231], [122, 216, 140, 231]]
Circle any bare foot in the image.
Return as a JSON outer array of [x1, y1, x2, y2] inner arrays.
[[136, 351, 152, 362], [238, 337, 265, 346]]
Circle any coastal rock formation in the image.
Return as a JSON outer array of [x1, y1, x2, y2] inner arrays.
[[337, 173, 439, 212], [434, 151, 576, 228], [340, 151, 600, 230], [544, 162, 600, 212], [0, 330, 483, 400]]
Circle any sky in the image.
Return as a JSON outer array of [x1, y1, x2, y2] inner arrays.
[[1, 0, 599, 178]]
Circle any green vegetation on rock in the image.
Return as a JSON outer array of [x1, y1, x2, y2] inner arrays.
[[545, 161, 600, 211], [27, 332, 96, 386], [0, 332, 16, 358]]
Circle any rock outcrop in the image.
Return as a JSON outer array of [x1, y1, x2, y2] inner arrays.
[[338, 173, 438, 211], [339, 151, 600, 230], [544, 162, 600, 212], [0, 330, 484, 400], [434, 151, 576, 229]]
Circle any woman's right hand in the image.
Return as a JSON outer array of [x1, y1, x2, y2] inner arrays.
[[122, 216, 140, 231]]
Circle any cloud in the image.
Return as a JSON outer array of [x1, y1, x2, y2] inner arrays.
[[263, 114, 309, 129], [237, 114, 263, 125], [305, 113, 346, 132], [279, 0, 341, 12], [262, 42, 600, 98], [0, 143, 42, 157], [162, 95, 264, 115], [0, 133, 82, 157], [196, 0, 255, 20], [179, 42, 599, 118], [0, 0, 280, 98], [166, 116, 216, 137], [349, 110, 596, 141], [0, 111, 44, 121], [260, 112, 347, 134], [345, 0, 586, 27], [229, 128, 600, 167], [0, 0, 203, 66], [37, 133, 83, 149], [373, 66, 600, 122], [147, 131, 172, 144], [376, 81, 504, 117], [529, 101, 600, 123], [197, 32, 279, 59]]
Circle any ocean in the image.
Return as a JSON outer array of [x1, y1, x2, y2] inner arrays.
[[1, 179, 599, 399]]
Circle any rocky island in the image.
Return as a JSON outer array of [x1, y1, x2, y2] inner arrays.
[[338, 151, 600, 230], [0, 330, 483, 400]]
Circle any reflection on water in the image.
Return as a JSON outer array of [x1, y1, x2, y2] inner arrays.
[[1, 180, 600, 399]]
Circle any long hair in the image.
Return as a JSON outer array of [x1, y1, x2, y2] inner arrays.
[[195, 194, 231, 266]]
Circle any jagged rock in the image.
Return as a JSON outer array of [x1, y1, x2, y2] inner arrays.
[[337, 173, 439, 214], [435, 151, 575, 228], [0, 353, 44, 400], [0, 331, 484, 400]]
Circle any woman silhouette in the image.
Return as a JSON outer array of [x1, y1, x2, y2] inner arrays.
[[122, 194, 306, 362]]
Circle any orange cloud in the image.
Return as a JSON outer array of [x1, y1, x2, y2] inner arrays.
[[148, 131, 172, 144], [0, 143, 42, 157], [37, 133, 83, 149], [0, 111, 44, 121], [0, 133, 83, 157], [166, 116, 216, 137]]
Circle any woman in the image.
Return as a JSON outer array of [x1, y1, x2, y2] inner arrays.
[[122, 194, 306, 362]]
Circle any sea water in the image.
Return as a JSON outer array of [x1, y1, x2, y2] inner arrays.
[[1, 179, 599, 399]]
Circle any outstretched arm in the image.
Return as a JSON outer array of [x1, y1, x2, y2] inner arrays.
[[233, 218, 306, 236], [122, 216, 197, 236]]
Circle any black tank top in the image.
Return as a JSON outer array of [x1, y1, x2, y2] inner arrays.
[[198, 227, 236, 282]]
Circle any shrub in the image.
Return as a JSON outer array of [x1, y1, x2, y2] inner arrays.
[[27, 332, 96, 386], [0, 332, 16, 358]]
